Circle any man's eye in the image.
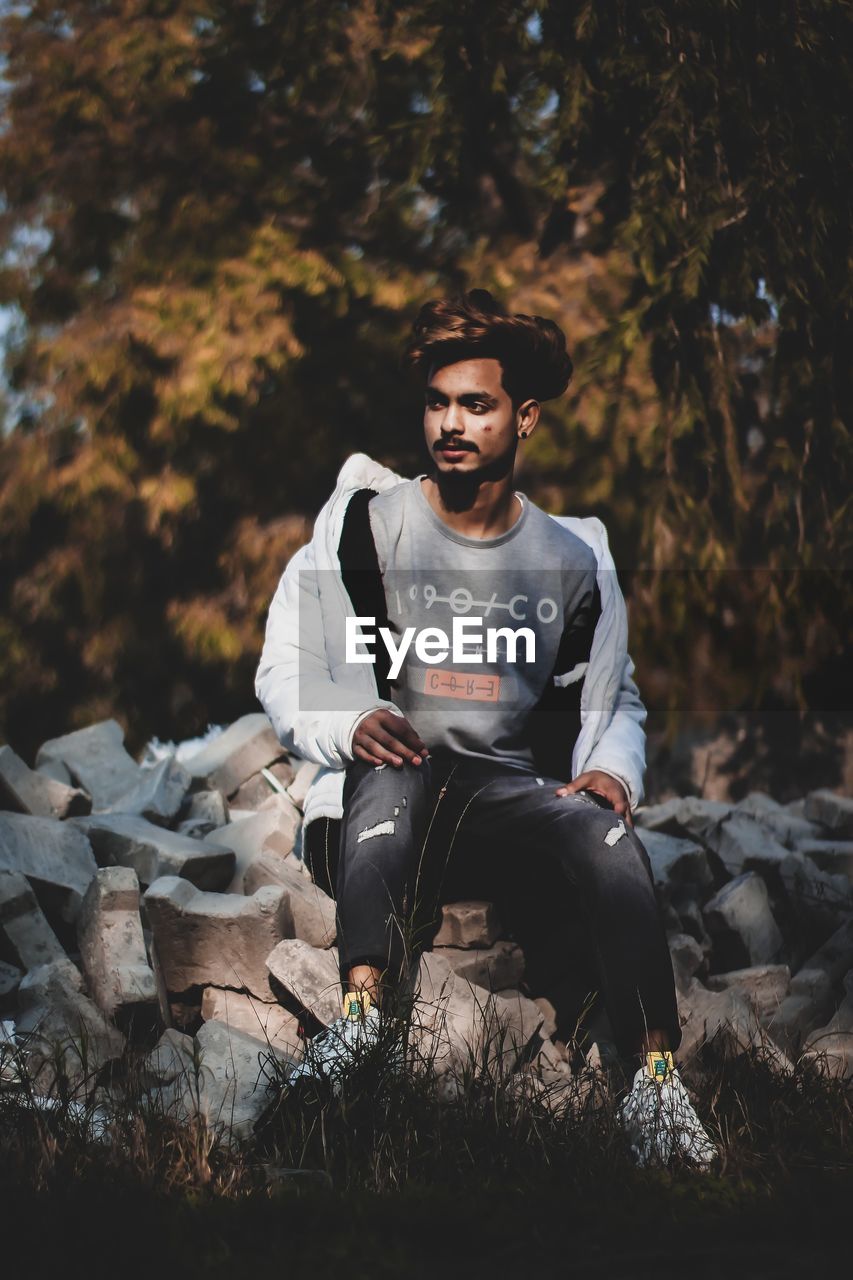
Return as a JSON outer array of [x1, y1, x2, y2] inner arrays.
[[469, 403, 489, 414]]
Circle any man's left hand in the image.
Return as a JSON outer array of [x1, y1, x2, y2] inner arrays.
[[556, 770, 634, 829]]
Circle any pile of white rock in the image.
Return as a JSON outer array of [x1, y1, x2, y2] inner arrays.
[[0, 713, 850, 1143]]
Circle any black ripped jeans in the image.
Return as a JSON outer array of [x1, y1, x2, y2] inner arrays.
[[315, 752, 681, 1057]]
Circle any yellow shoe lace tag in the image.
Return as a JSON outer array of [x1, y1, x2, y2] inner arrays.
[[646, 1050, 674, 1081], [343, 990, 373, 1021]]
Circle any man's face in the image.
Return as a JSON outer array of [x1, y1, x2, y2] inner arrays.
[[423, 357, 524, 476]]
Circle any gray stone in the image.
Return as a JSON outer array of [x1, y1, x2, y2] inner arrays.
[[634, 829, 713, 889], [230, 761, 295, 811], [667, 932, 706, 992], [706, 964, 790, 1019], [734, 792, 824, 848], [184, 789, 230, 831], [0, 813, 97, 918], [243, 849, 336, 948], [703, 872, 784, 969], [201, 987, 302, 1060], [711, 815, 792, 877], [801, 978, 853, 1077], [676, 976, 793, 1073], [35, 758, 73, 786], [105, 757, 191, 826], [799, 918, 853, 986], [408, 950, 536, 1080], [15, 958, 125, 1092], [266, 938, 342, 1027], [673, 896, 714, 961], [489, 988, 545, 1069], [182, 713, 286, 797], [145, 877, 291, 999], [143, 1029, 202, 1119], [76, 867, 157, 1020], [433, 939, 525, 991], [0, 745, 91, 819], [71, 814, 235, 890], [192, 1019, 295, 1141], [763, 992, 829, 1054], [532, 995, 558, 1039], [35, 719, 142, 810], [209, 794, 301, 893], [803, 789, 853, 836], [780, 852, 853, 926], [432, 900, 502, 949], [0, 869, 66, 971], [286, 760, 322, 812], [790, 966, 834, 1012], [795, 840, 853, 880], [0, 959, 22, 1006], [637, 796, 731, 843]]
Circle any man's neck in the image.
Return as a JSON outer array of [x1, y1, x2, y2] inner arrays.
[[420, 469, 522, 540]]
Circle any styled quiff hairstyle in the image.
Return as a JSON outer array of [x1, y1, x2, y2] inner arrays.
[[403, 288, 573, 406]]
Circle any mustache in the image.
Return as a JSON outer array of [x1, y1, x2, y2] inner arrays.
[[435, 440, 477, 451]]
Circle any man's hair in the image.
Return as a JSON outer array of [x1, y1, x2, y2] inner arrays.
[[403, 288, 573, 406]]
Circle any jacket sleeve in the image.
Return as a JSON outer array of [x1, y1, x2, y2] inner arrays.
[[254, 539, 405, 770], [580, 651, 647, 809]]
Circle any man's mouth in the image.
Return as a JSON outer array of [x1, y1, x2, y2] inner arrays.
[[436, 442, 475, 454]]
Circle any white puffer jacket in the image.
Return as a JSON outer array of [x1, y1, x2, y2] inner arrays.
[[255, 453, 648, 829]]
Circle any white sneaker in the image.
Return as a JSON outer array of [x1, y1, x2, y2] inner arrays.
[[286, 996, 400, 1094], [618, 1061, 718, 1170]]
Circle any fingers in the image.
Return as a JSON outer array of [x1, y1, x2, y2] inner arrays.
[[383, 713, 429, 760], [353, 712, 429, 768]]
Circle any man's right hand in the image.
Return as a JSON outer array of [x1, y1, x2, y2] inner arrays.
[[352, 710, 429, 768]]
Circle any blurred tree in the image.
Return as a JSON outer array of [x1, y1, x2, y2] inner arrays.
[[0, 0, 850, 757]]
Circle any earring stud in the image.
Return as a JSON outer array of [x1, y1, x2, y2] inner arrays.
[[520, 431, 527, 438]]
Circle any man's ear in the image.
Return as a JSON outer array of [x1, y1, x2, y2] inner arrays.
[[517, 399, 540, 440]]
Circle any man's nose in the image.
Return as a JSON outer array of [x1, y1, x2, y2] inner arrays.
[[440, 403, 462, 433]]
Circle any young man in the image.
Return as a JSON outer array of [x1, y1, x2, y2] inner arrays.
[[256, 289, 717, 1169]]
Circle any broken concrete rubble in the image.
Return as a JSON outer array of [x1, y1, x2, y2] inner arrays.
[[144, 877, 290, 999], [667, 932, 706, 992], [36, 719, 142, 810], [0, 812, 97, 919], [3, 712, 851, 1120], [104, 756, 191, 826], [266, 938, 342, 1027], [208, 794, 301, 893], [706, 964, 791, 1019], [182, 788, 229, 832], [201, 987, 302, 1059], [779, 851, 853, 927], [0, 744, 91, 819], [803, 789, 853, 836], [432, 900, 502, 949], [229, 761, 295, 811], [434, 939, 525, 992], [286, 760, 322, 812], [15, 957, 125, 1092], [182, 713, 286, 797], [796, 839, 853, 880], [0, 960, 22, 1007], [0, 869, 67, 971], [72, 814, 235, 891], [703, 872, 785, 969], [76, 867, 157, 1022], [801, 970, 853, 1078], [676, 975, 793, 1073], [634, 829, 713, 890], [243, 848, 336, 948]]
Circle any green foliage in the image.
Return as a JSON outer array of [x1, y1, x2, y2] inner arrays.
[[0, 0, 850, 754]]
